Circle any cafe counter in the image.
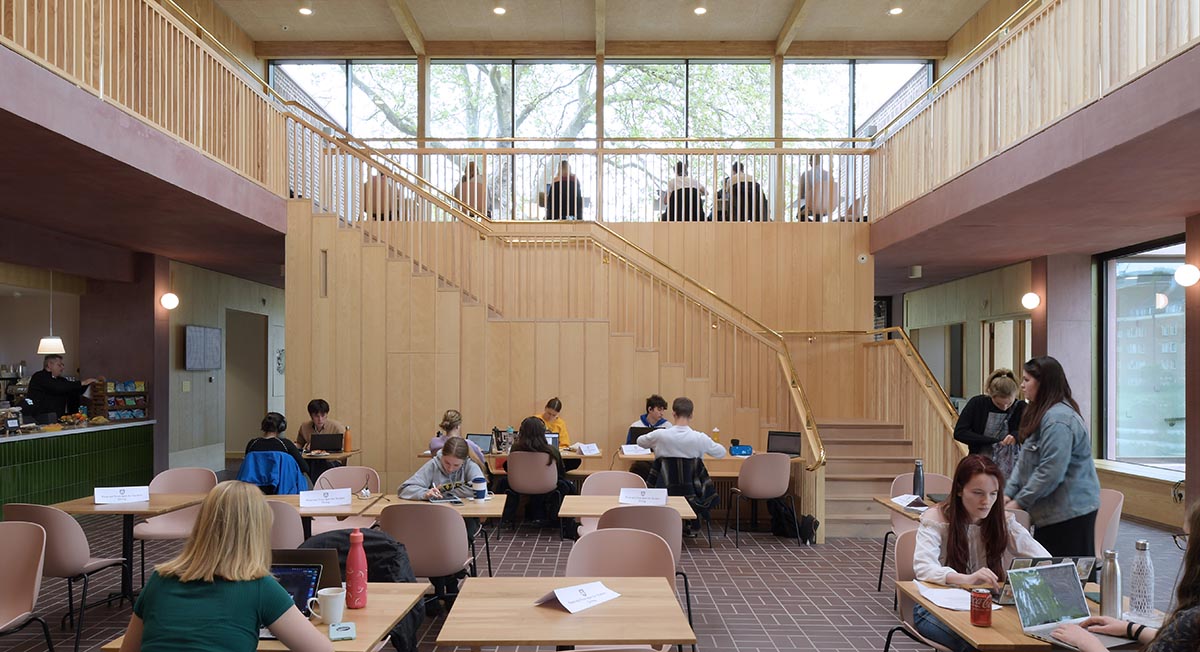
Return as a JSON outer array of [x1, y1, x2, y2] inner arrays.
[[0, 420, 155, 506]]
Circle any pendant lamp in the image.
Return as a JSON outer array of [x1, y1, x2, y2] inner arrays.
[[37, 270, 66, 355]]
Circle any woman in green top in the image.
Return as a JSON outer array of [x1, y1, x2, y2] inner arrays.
[[119, 481, 332, 652]]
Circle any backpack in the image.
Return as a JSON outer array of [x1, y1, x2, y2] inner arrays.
[[766, 498, 820, 544]]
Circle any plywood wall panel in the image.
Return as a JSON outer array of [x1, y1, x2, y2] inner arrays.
[[485, 321, 511, 429], [508, 322, 537, 424], [584, 321, 611, 448], [310, 217, 337, 406], [386, 260, 412, 354], [334, 229, 363, 437], [408, 275, 437, 354], [284, 201, 313, 423], [558, 321, 587, 436], [459, 304, 488, 435], [359, 244, 388, 474]]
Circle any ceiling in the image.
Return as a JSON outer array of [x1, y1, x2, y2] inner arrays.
[[215, 0, 990, 45]]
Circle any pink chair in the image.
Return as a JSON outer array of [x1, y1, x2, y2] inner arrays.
[[722, 453, 796, 547], [133, 467, 218, 584], [597, 505, 692, 647], [500, 451, 562, 536], [883, 529, 952, 652], [878, 472, 952, 595], [378, 503, 473, 612], [579, 471, 646, 536], [5, 504, 124, 652], [267, 500, 305, 549], [0, 521, 54, 651], [1095, 489, 1124, 555], [566, 528, 678, 652], [1008, 508, 1033, 532], [310, 466, 382, 536]]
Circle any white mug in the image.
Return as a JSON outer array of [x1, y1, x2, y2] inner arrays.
[[307, 587, 346, 624]]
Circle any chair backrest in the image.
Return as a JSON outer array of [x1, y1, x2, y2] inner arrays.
[[3, 504, 92, 578], [597, 505, 682, 566], [894, 528, 919, 622], [581, 471, 646, 496], [314, 466, 382, 493], [148, 467, 218, 494], [1095, 489, 1124, 554], [665, 187, 705, 221], [377, 503, 470, 578], [889, 471, 952, 531], [0, 521, 46, 624], [505, 451, 559, 495], [267, 500, 305, 549], [728, 181, 768, 221], [565, 528, 675, 583], [546, 178, 583, 219], [1008, 508, 1032, 531], [737, 453, 791, 499]]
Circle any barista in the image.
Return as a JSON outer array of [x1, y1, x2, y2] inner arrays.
[[26, 355, 97, 423]]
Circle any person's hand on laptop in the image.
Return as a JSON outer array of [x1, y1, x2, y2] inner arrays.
[[960, 567, 1001, 592], [1074, 616, 1133, 637], [1050, 623, 1108, 652]]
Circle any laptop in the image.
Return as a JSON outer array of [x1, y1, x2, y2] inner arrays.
[[996, 556, 1097, 605], [545, 433, 561, 448], [309, 432, 344, 452], [260, 564, 322, 639], [766, 431, 803, 458], [272, 548, 341, 589], [626, 425, 660, 445], [467, 433, 495, 454], [1009, 562, 1130, 650]]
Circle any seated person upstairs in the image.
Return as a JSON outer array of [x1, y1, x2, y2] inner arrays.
[[243, 412, 309, 493], [453, 161, 492, 218], [627, 394, 672, 445], [545, 160, 584, 220], [798, 154, 840, 222], [661, 161, 708, 221], [636, 397, 725, 537]]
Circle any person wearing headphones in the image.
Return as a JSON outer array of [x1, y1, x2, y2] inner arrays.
[[245, 412, 309, 477]]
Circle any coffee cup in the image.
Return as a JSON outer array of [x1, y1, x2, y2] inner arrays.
[[472, 476, 487, 500], [307, 587, 346, 624]]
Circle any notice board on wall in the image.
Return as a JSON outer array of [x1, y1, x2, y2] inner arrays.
[[185, 325, 222, 370]]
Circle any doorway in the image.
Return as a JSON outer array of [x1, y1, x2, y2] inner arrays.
[[225, 310, 268, 463], [983, 318, 1032, 386]]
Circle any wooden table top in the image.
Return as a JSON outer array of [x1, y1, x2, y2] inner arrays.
[[359, 494, 508, 519], [302, 449, 361, 462], [437, 577, 695, 649], [558, 495, 697, 520], [101, 582, 426, 652], [52, 493, 207, 517], [265, 493, 383, 518], [897, 581, 1108, 651]]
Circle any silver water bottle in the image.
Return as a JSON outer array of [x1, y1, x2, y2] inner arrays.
[[1100, 550, 1122, 619]]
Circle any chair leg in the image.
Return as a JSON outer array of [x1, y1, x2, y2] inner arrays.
[[722, 494, 734, 537], [676, 570, 696, 652], [60, 577, 76, 630], [705, 514, 712, 548], [881, 623, 927, 651], [35, 615, 55, 652], [877, 530, 894, 591], [468, 536, 479, 577], [140, 540, 146, 587], [734, 494, 741, 548], [786, 494, 802, 547], [73, 574, 90, 652], [480, 526, 493, 577]]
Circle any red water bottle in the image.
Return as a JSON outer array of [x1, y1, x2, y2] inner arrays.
[[346, 528, 368, 608]]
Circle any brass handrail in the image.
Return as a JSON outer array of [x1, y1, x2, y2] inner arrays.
[[868, 0, 1045, 143], [361, 136, 875, 145]]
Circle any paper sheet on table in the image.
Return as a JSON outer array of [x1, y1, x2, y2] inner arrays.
[[578, 443, 600, 456], [891, 494, 928, 512], [621, 444, 651, 455], [535, 581, 621, 613], [914, 582, 1001, 611]]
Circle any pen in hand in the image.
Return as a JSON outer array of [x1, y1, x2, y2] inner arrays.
[[427, 483, 443, 500]]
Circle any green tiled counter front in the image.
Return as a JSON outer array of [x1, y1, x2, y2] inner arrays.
[[0, 422, 154, 506]]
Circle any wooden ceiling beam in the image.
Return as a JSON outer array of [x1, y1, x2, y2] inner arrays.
[[776, 0, 812, 57], [384, 0, 426, 56], [255, 40, 947, 60], [595, 0, 606, 56]]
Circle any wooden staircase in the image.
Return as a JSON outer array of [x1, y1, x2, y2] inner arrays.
[[819, 418, 913, 538]]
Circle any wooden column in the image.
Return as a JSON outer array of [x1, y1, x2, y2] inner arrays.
[[1186, 216, 1200, 511], [772, 54, 784, 220], [596, 55, 605, 222], [416, 55, 428, 177]]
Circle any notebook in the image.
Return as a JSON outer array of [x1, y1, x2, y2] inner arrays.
[[1009, 562, 1130, 650], [260, 564, 322, 639], [766, 431, 803, 458], [467, 433, 494, 454]]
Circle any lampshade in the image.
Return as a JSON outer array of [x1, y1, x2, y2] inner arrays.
[[1175, 264, 1200, 287], [160, 292, 180, 310], [37, 336, 66, 355], [1021, 292, 1041, 310]]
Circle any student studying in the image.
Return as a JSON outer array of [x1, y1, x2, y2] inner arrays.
[[626, 394, 672, 445]]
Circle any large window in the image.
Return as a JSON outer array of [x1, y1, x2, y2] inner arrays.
[[782, 62, 851, 138], [428, 62, 511, 139], [687, 62, 773, 140], [515, 62, 597, 140], [1104, 242, 1185, 471], [273, 62, 348, 128], [854, 61, 929, 134], [350, 62, 418, 139], [603, 62, 686, 139]]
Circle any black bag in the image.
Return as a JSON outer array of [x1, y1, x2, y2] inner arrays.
[[301, 529, 424, 652], [766, 499, 820, 544]]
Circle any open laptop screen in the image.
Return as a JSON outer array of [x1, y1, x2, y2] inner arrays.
[[766, 431, 803, 456], [269, 564, 322, 617], [467, 433, 493, 453], [1009, 562, 1090, 629]]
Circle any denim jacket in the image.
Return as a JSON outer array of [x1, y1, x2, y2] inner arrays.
[[1005, 402, 1100, 527]]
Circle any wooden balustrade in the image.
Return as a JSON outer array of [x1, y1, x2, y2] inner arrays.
[[0, 0, 286, 193]]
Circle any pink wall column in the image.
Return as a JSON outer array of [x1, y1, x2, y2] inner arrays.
[[79, 253, 171, 472], [1186, 217, 1200, 511], [1029, 254, 1095, 432]]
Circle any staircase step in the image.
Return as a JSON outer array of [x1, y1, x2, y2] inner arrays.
[[822, 439, 913, 457], [826, 473, 895, 495], [826, 457, 915, 476], [817, 419, 906, 440], [826, 494, 902, 519]]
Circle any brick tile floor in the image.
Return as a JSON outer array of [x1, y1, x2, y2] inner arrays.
[[0, 515, 1184, 652]]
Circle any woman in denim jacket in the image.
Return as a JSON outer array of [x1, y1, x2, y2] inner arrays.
[[1004, 356, 1101, 556]]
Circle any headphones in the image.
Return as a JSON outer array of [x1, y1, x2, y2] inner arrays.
[[261, 412, 287, 435]]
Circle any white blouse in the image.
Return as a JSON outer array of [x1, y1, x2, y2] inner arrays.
[[913, 508, 1050, 585]]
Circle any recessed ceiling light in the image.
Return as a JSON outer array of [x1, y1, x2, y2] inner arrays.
[[298, 2, 313, 16], [888, 7, 903, 15], [694, 6, 707, 15], [494, 1, 506, 14]]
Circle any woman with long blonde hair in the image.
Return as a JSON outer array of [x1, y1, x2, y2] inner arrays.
[[119, 481, 331, 652]]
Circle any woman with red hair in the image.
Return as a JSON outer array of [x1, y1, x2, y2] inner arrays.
[[911, 455, 1050, 652]]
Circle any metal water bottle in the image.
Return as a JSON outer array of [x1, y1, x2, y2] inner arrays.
[[1130, 540, 1155, 618], [1100, 550, 1121, 619], [912, 460, 925, 499], [346, 528, 369, 609]]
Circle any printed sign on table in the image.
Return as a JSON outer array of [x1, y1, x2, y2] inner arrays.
[[618, 487, 668, 506], [299, 488, 353, 507], [535, 581, 621, 613], [94, 486, 151, 504]]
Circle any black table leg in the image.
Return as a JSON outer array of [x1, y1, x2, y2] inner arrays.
[[121, 515, 135, 602], [302, 516, 313, 540]]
